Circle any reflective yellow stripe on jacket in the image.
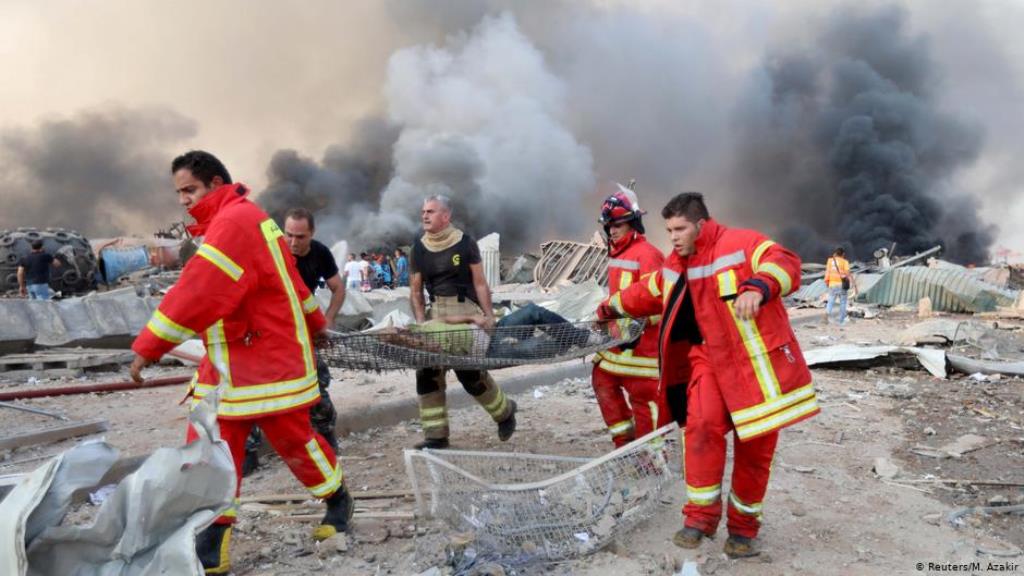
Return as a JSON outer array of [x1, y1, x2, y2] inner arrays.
[[260, 219, 316, 377]]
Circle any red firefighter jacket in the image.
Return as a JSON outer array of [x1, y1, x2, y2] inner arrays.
[[132, 184, 327, 419], [605, 219, 819, 441], [595, 232, 664, 379]]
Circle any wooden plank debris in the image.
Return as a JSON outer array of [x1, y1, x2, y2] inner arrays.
[[0, 348, 134, 378], [0, 418, 108, 451]]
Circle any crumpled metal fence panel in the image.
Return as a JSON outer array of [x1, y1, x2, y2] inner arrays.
[[404, 424, 680, 569], [860, 267, 1019, 313]]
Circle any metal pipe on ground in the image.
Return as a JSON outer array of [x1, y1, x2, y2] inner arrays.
[[0, 375, 191, 401]]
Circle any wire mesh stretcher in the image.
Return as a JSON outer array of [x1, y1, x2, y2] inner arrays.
[[318, 318, 646, 371], [404, 424, 681, 568]]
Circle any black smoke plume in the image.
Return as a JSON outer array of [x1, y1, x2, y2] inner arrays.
[[732, 6, 993, 264], [0, 106, 197, 237]]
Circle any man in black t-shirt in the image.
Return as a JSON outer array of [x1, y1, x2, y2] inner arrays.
[[18, 240, 61, 300], [241, 208, 345, 475], [409, 194, 517, 450]]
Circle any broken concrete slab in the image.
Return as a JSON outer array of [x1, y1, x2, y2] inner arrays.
[[1, 288, 160, 352], [912, 434, 997, 459], [897, 318, 993, 346], [940, 434, 996, 458], [872, 457, 899, 479], [0, 302, 36, 355], [804, 344, 947, 378]]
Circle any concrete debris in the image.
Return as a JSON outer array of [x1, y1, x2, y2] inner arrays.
[[803, 345, 947, 378], [872, 457, 899, 480], [316, 533, 349, 557], [939, 434, 995, 458], [0, 287, 160, 353], [913, 434, 997, 460], [874, 380, 915, 399], [897, 319, 993, 346], [504, 253, 538, 284], [0, 396, 234, 575]]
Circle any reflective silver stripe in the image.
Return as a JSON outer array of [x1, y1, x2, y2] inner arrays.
[[687, 250, 745, 280], [662, 269, 680, 283], [608, 258, 640, 271]]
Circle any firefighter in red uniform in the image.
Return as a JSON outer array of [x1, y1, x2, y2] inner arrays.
[[592, 186, 669, 447], [599, 192, 819, 558], [129, 151, 353, 574]]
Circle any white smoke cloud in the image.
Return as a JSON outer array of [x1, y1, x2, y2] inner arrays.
[[371, 13, 595, 249]]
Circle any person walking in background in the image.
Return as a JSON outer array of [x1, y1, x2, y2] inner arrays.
[[18, 240, 62, 300], [825, 246, 852, 325], [343, 253, 363, 290], [395, 248, 410, 287]]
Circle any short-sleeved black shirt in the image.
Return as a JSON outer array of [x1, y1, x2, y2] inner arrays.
[[20, 252, 55, 285], [294, 240, 339, 293], [411, 234, 481, 300]]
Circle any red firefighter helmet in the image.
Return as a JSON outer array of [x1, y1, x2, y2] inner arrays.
[[599, 184, 645, 234]]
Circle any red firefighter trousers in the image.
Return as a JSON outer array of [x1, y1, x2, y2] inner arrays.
[[187, 404, 341, 525], [592, 365, 669, 448], [683, 368, 778, 539]]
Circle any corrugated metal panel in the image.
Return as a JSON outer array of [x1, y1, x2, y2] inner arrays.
[[789, 279, 828, 302], [861, 267, 1019, 313]]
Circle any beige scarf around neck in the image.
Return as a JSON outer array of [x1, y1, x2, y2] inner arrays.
[[421, 224, 464, 252]]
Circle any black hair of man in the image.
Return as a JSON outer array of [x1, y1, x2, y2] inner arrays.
[[360, 252, 367, 259], [661, 192, 711, 222], [31, 240, 43, 250], [834, 247, 846, 257], [285, 207, 315, 231], [171, 150, 233, 187]]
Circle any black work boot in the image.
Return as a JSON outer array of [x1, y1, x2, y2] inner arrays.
[[313, 484, 355, 541], [242, 427, 262, 477], [195, 523, 232, 574], [724, 534, 760, 558], [414, 437, 450, 450], [497, 399, 517, 441]]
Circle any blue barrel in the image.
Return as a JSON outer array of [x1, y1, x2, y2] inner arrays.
[[100, 246, 150, 283]]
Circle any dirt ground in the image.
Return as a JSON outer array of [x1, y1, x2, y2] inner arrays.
[[1, 309, 1022, 575]]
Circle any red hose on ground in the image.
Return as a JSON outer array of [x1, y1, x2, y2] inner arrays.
[[0, 375, 192, 401]]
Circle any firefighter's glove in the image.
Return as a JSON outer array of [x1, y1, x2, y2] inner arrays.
[[596, 302, 618, 320]]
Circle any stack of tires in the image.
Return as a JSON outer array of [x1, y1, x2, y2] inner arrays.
[[0, 228, 98, 296]]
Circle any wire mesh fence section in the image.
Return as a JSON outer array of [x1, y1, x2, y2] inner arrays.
[[404, 425, 680, 569], [318, 318, 645, 371]]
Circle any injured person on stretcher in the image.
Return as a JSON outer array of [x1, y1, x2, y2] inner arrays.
[[377, 303, 601, 359]]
